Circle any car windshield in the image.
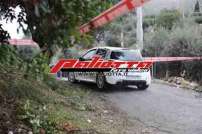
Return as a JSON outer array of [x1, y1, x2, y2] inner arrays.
[[110, 49, 143, 61]]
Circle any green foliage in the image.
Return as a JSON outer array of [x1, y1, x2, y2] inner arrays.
[[104, 9, 182, 48], [156, 10, 181, 30], [162, 20, 202, 57], [144, 15, 156, 28], [19, 100, 58, 134], [0, 0, 114, 50], [194, 16, 202, 24], [19, 100, 89, 134], [0, 24, 10, 43], [144, 18, 202, 82], [80, 34, 94, 48], [0, 68, 48, 103], [0, 45, 50, 80], [0, 61, 92, 133], [194, 0, 201, 13], [0, 45, 22, 66], [104, 13, 137, 47], [144, 29, 169, 56], [26, 53, 50, 80]]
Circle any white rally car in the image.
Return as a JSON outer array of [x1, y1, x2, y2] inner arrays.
[[67, 47, 151, 90]]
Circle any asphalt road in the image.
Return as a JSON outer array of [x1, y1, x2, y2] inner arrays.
[[104, 82, 202, 134]]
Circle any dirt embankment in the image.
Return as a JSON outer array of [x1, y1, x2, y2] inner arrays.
[[0, 66, 134, 134]]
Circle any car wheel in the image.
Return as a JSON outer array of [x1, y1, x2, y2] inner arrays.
[[96, 73, 109, 90], [68, 72, 77, 83], [137, 84, 149, 90]]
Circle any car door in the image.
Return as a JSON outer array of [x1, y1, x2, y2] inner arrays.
[[88, 48, 108, 82], [75, 49, 97, 82]]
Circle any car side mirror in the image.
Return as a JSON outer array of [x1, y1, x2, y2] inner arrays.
[[79, 57, 85, 61]]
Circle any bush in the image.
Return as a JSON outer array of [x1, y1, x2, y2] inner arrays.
[[143, 29, 169, 57], [0, 45, 22, 66], [143, 15, 156, 29], [156, 10, 181, 30], [162, 20, 201, 56], [26, 53, 50, 80], [19, 100, 58, 134], [143, 19, 202, 82]]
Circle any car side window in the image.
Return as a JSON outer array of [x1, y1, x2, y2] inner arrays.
[[82, 49, 97, 60], [96, 49, 107, 59]]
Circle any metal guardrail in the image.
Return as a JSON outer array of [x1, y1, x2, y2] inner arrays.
[[144, 57, 202, 62]]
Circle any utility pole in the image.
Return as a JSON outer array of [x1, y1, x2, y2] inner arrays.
[[179, 0, 185, 19], [136, 7, 143, 51], [121, 27, 124, 47]]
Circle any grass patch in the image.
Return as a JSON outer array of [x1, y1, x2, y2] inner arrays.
[[0, 66, 93, 134]]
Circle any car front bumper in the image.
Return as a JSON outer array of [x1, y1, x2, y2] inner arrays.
[[116, 80, 147, 86], [105, 72, 151, 86]]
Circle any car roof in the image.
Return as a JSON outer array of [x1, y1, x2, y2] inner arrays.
[[92, 46, 139, 51]]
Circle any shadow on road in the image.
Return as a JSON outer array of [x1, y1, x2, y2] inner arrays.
[[69, 81, 146, 93]]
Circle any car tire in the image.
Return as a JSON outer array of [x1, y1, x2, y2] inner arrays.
[[137, 84, 149, 90], [96, 72, 109, 90], [68, 72, 77, 83]]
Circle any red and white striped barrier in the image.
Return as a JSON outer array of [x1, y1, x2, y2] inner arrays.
[[144, 57, 202, 62], [80, 0, 150, 34], [8, 39, 38, 47]]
